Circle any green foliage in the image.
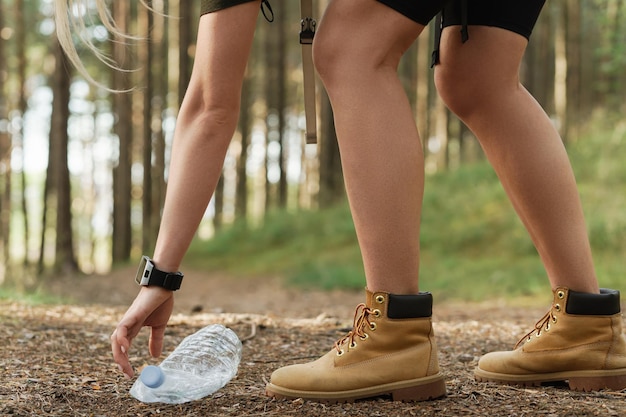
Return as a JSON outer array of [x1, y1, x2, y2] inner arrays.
[[187, 121, 626, 301], [0, 287, 67, 305], [186, 205, 361, 279]]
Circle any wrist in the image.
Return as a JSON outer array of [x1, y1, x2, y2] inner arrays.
[[135, 256, 184, 291]]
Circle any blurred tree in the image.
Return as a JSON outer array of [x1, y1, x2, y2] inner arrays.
[[565, 0, 582, 141], [140, 0, 168, 254], [111, 0, 133, 263], [178, 0, 193, 105], [15, 0, 30, 268], [554, 0, 568, 138], [0, 0, 10, 282], [275, 0, 288, 209], [41, 38, 78, 275], [236, 68, 252, 221], [318, 90, 344, 207]]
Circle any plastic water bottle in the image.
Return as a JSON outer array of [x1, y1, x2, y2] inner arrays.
[[130, 324, 242, 404]]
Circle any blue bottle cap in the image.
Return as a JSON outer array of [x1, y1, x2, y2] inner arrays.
[[140, 365, 165, 388]]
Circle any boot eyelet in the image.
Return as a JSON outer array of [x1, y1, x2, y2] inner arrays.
[[337, 349, 345, 356], [545, 323, 550, 331], [375, 295, 385, 304], [369, 322, 377, 331], [557, 290, 565, 299], [350, 341, 357, 349], [552, 316, 557, 324], [554, 303, 561, 312], [359, 333, 369, 341], [372, 309, 381, 318]]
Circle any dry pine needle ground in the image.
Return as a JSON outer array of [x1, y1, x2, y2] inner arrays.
[[1, 301, 625, 417]]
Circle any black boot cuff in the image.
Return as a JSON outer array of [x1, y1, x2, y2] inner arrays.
[[388, 292, 433, 319], [566, 288, 621, 315]]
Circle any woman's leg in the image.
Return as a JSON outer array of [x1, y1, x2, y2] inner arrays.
[[266, 0, 447, 403], [435, 26, 599, 294], [152, 2, 260, 272], [435, 24, 626, 392], [313, 0, 426, 294]]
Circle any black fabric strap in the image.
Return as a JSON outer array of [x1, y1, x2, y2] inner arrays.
[[149, 269, 183, 291], [388, 292, 433, 319], [430, 12, 443, 68], [566, 288, 621, 316], [431, 0, 470, 68], [460, 0, 469, 42]]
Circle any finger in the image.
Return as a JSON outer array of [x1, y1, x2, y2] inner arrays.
[[149, 324, 166, 358], [111, 326, 134, 378]]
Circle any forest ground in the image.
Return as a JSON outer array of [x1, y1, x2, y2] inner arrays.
[[1, 268, 625, 416]]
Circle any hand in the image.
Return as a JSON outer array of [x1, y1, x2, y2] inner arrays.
[[111, 286, 174, 378]]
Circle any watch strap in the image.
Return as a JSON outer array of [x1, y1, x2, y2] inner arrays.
[[148, 269, 183, 291]]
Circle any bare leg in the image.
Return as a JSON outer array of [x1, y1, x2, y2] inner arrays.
[[266, 4, 447, 400], [313, 0, 425, 294], [153, 3, 259, 272], [435, 26, 598, 294]]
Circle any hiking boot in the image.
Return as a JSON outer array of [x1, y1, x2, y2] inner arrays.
[[265, 289, 446, 403], [475, 287, 626, 391]]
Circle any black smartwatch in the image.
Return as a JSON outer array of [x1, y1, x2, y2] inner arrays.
[[135, 256, 184, 291]]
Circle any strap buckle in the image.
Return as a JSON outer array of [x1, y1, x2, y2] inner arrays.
[[300, 17, 316, 45]]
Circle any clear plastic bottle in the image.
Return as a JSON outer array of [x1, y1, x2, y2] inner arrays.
[[130, 324, 242, 404]]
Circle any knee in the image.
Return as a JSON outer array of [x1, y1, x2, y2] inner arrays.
[[435, 62, 523, 121], [313, 27, 402, 90], [312, 29, 352, 88], [434, 65, 483, 120]]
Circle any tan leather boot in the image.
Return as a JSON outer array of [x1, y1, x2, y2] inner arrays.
[[265, 289, 446, 402], [475, 287, 626, 391]]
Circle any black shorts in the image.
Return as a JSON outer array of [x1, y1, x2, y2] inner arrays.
[[377, 0, 546, 40], [200, 0, 257, 15]]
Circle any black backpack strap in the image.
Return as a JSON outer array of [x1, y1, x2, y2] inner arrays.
[[431, 0, 469, 68], [300, 0, 317, 144], [430, 11, 443, 68]]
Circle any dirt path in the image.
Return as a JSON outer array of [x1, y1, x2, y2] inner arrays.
[[2, 271, 625, 416]]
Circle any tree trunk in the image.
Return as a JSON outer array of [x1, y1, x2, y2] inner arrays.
[[276, 0, 288, 209], [318, 90, 344, 207], [0, 0, 10, 283], [415, 26, 430, 145], [431, 95, 449, 172], [178, 0, 193, 106], [553, 0, 568, 139], [264, 15, 277, 212], [213, 175, 224, 231], [111, 1, 133, 263], [565, 0, 581, 141], [15, 0, 29, 268], [236, 70, 252, 220], [48, 39, 78, 275], [154, 0, 168, 237], [524, 9, 553, 112], [141, 2, 167, 253]]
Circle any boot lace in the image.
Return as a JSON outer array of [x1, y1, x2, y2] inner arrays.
[[334, 303, 374, 355], [515, 305, 559, 349]]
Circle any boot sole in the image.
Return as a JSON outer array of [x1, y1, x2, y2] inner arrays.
[[474, 367, 626, 391], [265, 373, 446, 403]]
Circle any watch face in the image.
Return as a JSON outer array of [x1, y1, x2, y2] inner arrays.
[[135, 256, 154, 285]]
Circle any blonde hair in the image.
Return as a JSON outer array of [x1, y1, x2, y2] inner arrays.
[[54, 0, 151, 91]]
